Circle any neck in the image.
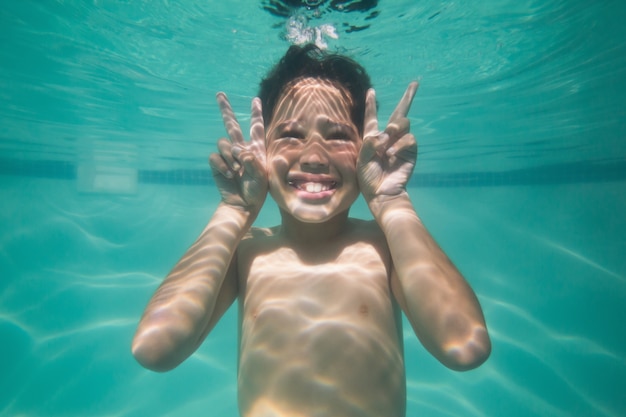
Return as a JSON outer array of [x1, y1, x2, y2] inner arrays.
[[279, 209, 351, 245]]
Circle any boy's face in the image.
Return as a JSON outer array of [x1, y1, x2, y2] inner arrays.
[[265, 77, 361, 223]]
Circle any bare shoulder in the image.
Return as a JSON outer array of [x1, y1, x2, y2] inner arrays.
[[237, 225, 283, 259], [238, 219, 389, 258], [348, 217, 383, 234], [347, 218, 388, 246], [243, 225, 281, 240]]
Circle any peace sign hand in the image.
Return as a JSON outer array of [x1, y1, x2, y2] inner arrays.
[[209, 93, 268, 213], [357, 82, 419, 205]]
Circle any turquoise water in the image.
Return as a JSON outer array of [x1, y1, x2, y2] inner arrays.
[[1, 1, 625, 416]]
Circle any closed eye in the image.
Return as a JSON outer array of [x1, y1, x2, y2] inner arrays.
[[322, 119, 358, 141], [281, 130, 305, 140], [327, 129, 355, 141], [328, 134, 348, 141], [275, 121, 305, 140]]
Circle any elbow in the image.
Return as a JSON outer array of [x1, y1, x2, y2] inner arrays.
[[440, 327, 491, 372], [131, 332, 184, 373]]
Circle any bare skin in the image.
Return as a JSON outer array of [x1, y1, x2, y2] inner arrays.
[[132, 78, 491, 417]]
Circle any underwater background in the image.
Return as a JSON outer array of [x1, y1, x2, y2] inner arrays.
[[1, 1, 624, 416]]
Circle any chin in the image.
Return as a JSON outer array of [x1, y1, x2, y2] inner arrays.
[[287, 205, 336, 223]]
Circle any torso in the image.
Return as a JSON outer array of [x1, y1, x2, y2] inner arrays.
[[236, 219, 406, 417]]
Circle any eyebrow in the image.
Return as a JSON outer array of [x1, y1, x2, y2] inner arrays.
[[325, 121, 357, 132]]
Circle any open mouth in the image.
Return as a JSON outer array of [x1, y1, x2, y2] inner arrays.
[[288, 180, 337, 193]]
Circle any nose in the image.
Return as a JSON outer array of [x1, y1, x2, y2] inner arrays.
[[299, 140, 328, 170]]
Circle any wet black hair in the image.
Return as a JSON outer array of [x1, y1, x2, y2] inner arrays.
[[258, 44, 372, 134]]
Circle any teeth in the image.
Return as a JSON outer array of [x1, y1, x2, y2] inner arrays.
[[305, 183, 323, 193], [289, 181, 334, 193]]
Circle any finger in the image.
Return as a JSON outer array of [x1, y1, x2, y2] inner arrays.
[[386, 134, 417, 172], [388, 81, 419, 123], [239, 148, 264, 181], [217, 138, 241, 171], [209, 152, 234, 179], [386, 133, 417, 162], [359, 132, 389, 163], [359, 135, 377, 164], [384, 117, 410, 143], [216, 92, 245, 144], [249, 97, 266, 163], [363, 88, 379, 139]]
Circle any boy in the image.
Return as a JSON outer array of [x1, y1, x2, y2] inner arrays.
[[132, 44, 490, 417]]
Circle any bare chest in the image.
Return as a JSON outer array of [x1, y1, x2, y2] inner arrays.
[[236, 239, 406, 416], [240, 241, 391, 320]]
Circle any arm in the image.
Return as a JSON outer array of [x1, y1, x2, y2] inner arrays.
[[372, 195, 490, 371], [132, 95, 267, 372], [358, 84, 490, 371]]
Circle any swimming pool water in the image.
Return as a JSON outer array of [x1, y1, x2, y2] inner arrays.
[[1, 1, 625, 416]]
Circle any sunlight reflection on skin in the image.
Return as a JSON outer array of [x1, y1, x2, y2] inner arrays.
[[132, 209, 246, 371], [265, 78, 362, 224], [237, 224, 406, 417], [229, 78, 407, 416], [377, 200, 490, 372], [133, 77, 490, 417]]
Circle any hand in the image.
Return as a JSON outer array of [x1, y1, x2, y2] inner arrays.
[[209, 93, 268, 212], [357, 82, 419, 204]]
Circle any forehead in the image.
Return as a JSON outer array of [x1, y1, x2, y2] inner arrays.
[[271, 77, 354, 122]]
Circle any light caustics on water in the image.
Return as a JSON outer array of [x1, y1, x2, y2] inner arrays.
[[1, 1, 625, 417]]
